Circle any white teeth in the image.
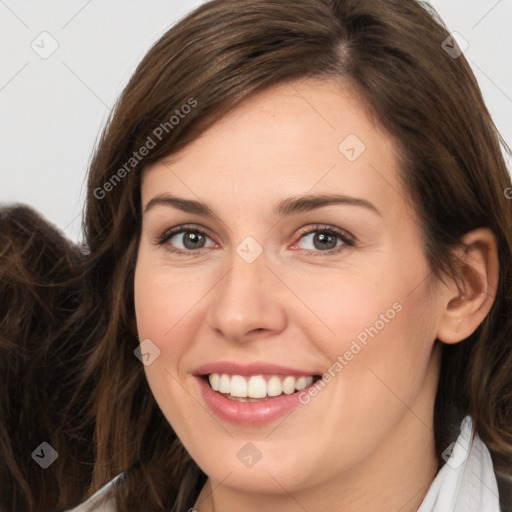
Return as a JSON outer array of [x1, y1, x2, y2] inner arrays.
[[247, 375, 267, 398], [267, 376, 282, 397], [295, 376, 307, 391], [207, 373, 314, 399], [230, 375, 247, 397], [219, 374, 230, 394], [282, 376, 296, 395], [209, 373, 220, 391]]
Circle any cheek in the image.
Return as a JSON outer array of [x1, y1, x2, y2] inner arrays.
[[266, 262, 439, 480], [134, 253, 212, 348], [287, 249, 439, 418], [134, 258, 185, 395], [284, 259, 420, 360], [133, 264, 198, 437], [133, 253, 219, 424]]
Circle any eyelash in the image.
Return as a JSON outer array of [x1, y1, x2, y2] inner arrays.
[[293, 224, 355, 256], [156, 224, 214, 257], [156, 223, 355, 257]]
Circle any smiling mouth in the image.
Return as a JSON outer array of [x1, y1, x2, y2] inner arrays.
[[203, 373, 322, 402]]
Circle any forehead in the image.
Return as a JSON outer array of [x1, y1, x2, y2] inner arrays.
[[141, 78, 408, 219]]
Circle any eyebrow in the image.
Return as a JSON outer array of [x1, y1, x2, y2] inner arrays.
[[143, 193, 381, 217]]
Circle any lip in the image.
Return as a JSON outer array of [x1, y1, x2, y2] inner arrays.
[[194, 362, 320, 426], [194, 361, 318, 378]]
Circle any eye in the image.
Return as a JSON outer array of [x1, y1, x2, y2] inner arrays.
[[157, 225, 215, 254], [294, 225, 354, 254]]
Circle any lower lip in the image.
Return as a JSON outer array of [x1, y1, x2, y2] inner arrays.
[[196, 376, 313, 426]]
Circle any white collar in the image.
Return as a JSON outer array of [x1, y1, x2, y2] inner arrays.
[[418, 415, 501, 511]]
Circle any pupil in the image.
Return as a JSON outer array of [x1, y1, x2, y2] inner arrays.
[[314, 232, 336, 250], [184, 231, 204, 249]]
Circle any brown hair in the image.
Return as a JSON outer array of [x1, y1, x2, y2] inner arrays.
[[2, 0, 511, 510], [0, 206, 97, 511]]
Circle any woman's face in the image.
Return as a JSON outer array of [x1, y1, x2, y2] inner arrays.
[[134, 79, 447, 499]]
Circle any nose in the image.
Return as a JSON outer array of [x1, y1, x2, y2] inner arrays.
[[205, 247, 287, 343]]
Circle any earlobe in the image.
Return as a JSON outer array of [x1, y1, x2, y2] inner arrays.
[[436, 228, 499, 345]]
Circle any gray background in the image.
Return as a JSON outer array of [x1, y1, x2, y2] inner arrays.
[[1, 0, 511, 244]]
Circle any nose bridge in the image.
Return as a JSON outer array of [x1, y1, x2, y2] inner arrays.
[[225, 252, 262, 303], [206, 241, 287, 340]]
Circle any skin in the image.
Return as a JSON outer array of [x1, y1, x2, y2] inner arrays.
[[134, 78, 498, 512]]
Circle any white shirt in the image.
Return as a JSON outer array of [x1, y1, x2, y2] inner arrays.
[[66, 416, 501, 512], [418, 415, 501, 511], [65, 474, 119, 512]]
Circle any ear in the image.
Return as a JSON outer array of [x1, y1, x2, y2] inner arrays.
[[436, 228, 499, 344]]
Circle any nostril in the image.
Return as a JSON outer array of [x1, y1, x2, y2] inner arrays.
[[250, 328, 265, 334]]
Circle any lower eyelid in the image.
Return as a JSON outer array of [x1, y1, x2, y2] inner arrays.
[[158, 225, 353, 255], [170, 231, 214, 250], [157, 225, 212, 244], [293, 228, 353, 248]]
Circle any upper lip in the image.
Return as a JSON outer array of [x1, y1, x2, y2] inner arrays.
[[194, 361, 320, 377]]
